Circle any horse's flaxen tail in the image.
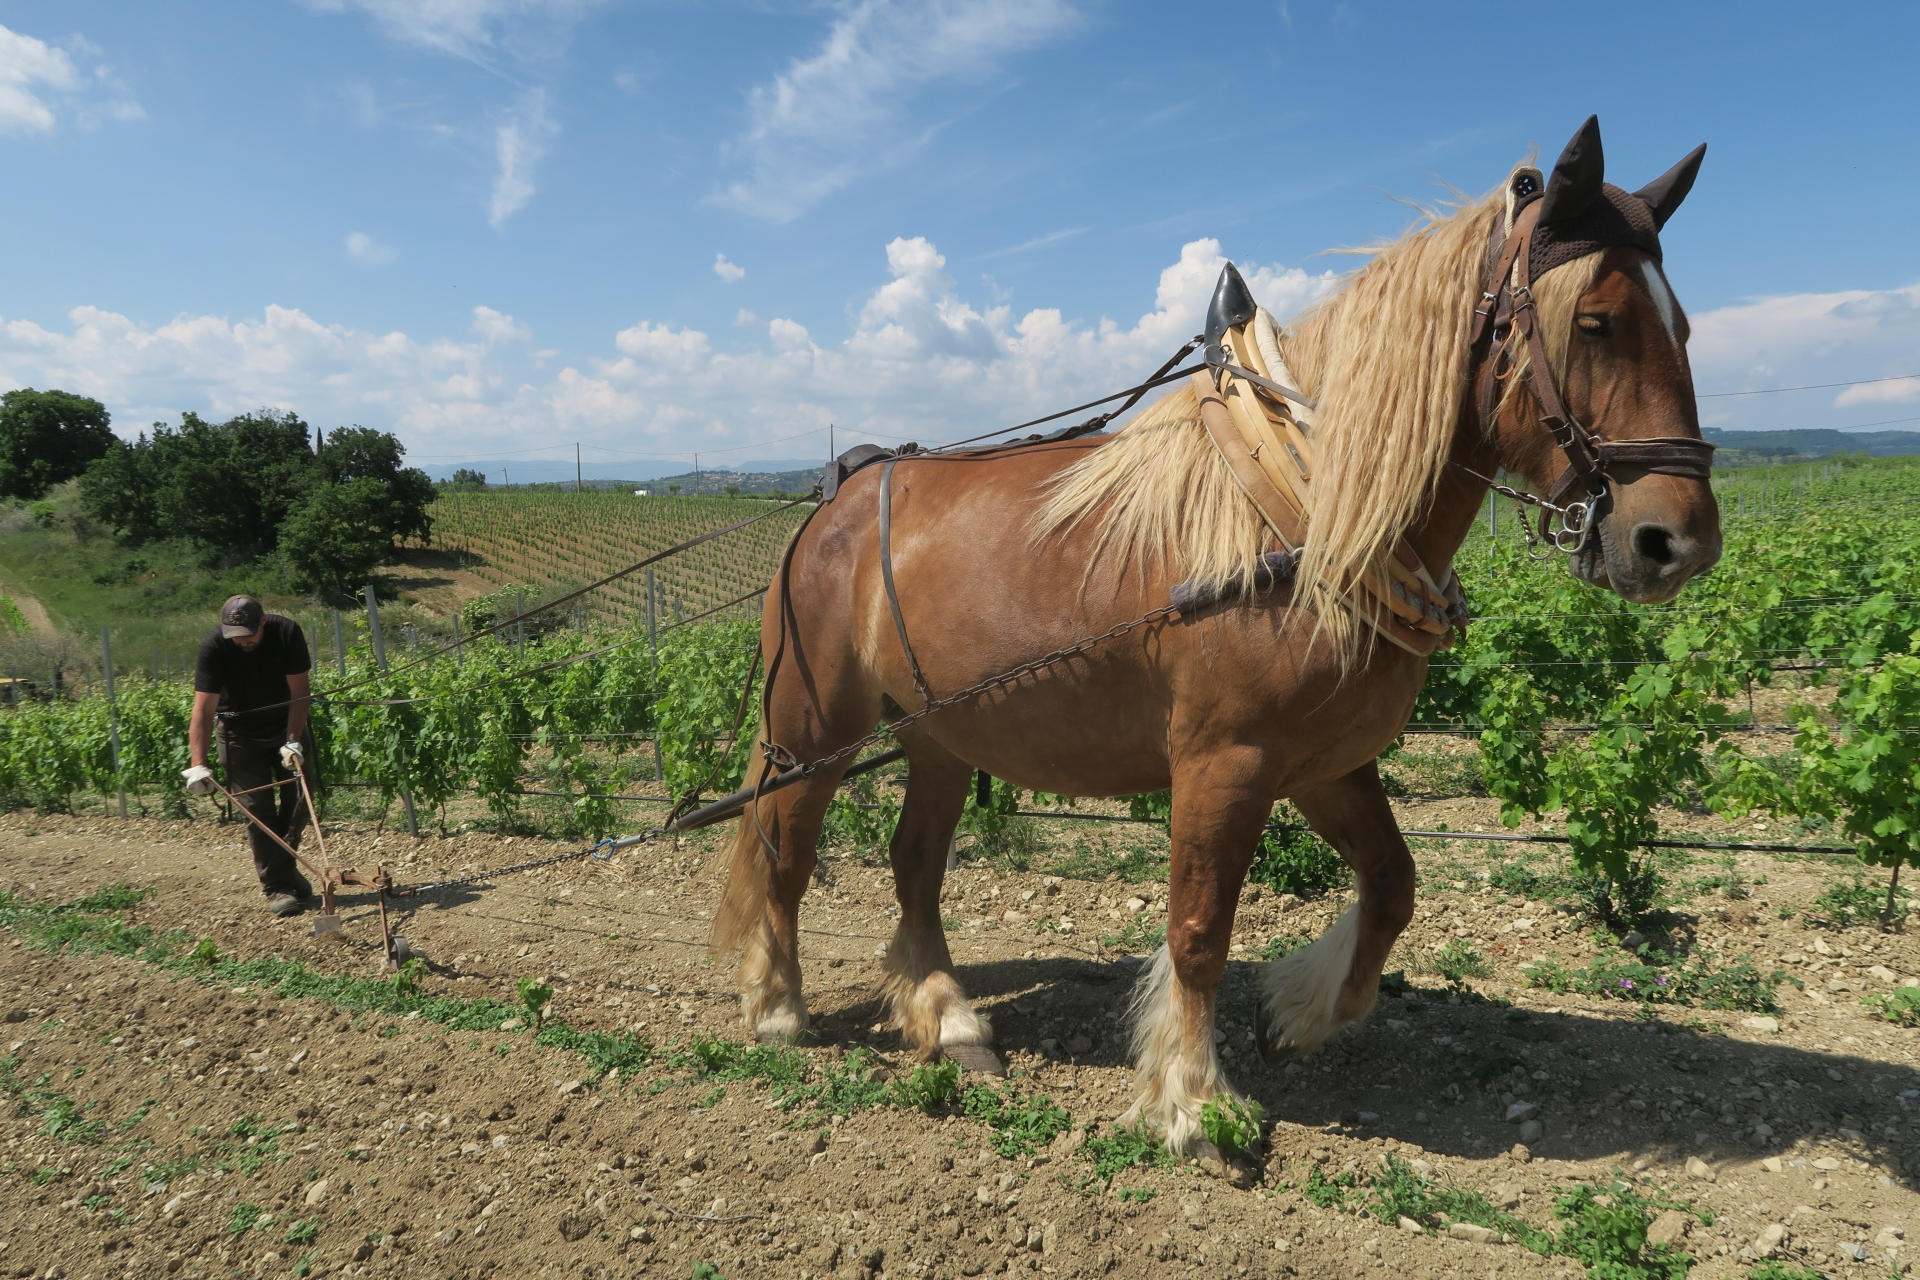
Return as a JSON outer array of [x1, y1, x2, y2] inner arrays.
[[709, 793, 773, 957]]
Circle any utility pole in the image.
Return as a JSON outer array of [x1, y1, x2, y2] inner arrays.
[[576, 442, 583, 494], [694, 452, 701, 494]]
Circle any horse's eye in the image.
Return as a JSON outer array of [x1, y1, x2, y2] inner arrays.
[[1576, 314, 1611, 339]]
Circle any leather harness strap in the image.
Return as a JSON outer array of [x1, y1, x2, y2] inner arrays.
[[878, 456, 933, 707]]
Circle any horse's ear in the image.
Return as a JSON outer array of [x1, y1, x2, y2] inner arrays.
[[1633, 143, 1707, 230], [1539, 115, 1605, 225]]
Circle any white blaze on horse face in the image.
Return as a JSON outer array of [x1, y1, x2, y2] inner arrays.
[[1638, 259, 1680, 347]]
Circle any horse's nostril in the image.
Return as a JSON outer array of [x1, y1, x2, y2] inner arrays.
[[1632, 524, 1677, 566]]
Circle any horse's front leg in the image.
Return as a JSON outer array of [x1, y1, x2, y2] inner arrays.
[[881, 730, 996, 1067], [1123, 759, 1269, 1157], [1257, 760, 1415, 1058]]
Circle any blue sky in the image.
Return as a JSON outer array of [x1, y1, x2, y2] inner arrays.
[[4, 1, 1919, 478]]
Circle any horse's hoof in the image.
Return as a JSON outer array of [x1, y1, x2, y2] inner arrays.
[[1191, 1139, 1258, 1187], [943, 1043, 1006, 1076]]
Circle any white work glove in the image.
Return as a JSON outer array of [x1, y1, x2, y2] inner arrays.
[[279, 739, 304, 771], [182, 765, 216, 796]]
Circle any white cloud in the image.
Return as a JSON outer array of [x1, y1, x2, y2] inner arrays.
[[345, 232, 397, 265], [712, 254, 746, 284], [734, 309, 758, 327], [302, 0, 598, 65], [715, 0, 1082, 222], [0, 303, 533, 442], [0, 237, 1338, 459], [1687, 281, 1920, 429], [488, 88, 557, 229], [0, 25, 141, 134], [0, 26, 77, 133], [310, 5, 580, 229]]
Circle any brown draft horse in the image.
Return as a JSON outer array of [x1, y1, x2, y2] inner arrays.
[[712, 118, 1723, 1157]]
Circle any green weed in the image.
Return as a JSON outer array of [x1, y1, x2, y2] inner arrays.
[[1525, 946, 1792, 1013], [1099, 915, 1165, 955], [894, 1060, 961, 1112], [283, 1218, 320, 1245], [1486, 860, 1552, 898], [1547, 1180, 1695, 1280], [1864, 987, 1920, 1026], [1261, 935, 1312, 962], [961, 1083, 1070, 1158], [1368, 1155, 1529, 1239], [1249, 814, 1349, 898], [1075, 1122, 1172, 1191], [1303, 1163, 1358, 1209], [228, 1203, 266, 1234], [40, 1094, 105, 1144], [1816, 873, 1909, 927], [1116, 1187, 1156, 1204], [1198, 1095, 1263, 1159], [143, 1155, 201, 1189], [1041, 838, 1168, 884], [690, 1263, 724, 1280], [1414, 939, 1494, 987]]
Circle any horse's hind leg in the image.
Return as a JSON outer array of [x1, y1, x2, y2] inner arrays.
[[713, 772, 841, 1044], [1257, 761, 1415, 1058], [881, 729, 994, 1065]]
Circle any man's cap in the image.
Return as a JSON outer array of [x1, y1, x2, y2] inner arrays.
[[220, 595, 265, 638]]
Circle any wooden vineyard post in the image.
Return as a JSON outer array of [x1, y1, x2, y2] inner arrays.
[[364, 585, 421, 838], [100, 628, 127, 818], [332, 609, 347, 679]]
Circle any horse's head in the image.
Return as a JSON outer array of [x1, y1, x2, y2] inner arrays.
[[1487, 117, 1722, 604]]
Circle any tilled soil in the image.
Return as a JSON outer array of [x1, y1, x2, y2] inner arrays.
[[1, 808, 1917, 1280]]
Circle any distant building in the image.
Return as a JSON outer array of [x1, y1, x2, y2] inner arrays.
[[634, 490, 649, 497]]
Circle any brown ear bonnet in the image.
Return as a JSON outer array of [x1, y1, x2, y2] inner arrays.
[[1515, 115, 1706, 279]]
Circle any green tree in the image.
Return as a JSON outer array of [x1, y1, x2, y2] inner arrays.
[[449, 468, 488, 489], [0, 389, 115, 500], [80, 410, 318, 555], [277, 479, 411, 598], [316, 426, 433, 544]]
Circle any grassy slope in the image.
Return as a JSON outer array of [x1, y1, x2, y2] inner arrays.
[[0, 483, 311, 659]]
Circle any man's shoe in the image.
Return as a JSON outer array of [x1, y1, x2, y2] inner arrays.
[[266, 893, 304, 918]]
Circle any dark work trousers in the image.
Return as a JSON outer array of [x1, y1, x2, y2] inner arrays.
[[217, 726, 320, 898]]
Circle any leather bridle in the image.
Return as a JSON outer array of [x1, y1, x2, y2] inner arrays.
[[1460, 190, 1716, 555]]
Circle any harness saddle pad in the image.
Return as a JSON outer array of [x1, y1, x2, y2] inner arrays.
[[1192, 312, 1468, 656]]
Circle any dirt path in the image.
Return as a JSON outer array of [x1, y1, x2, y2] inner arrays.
[[1, 811, 1916, 1279], [0, 583, 57, 638]]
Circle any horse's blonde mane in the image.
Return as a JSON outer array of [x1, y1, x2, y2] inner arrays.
[[1038, 173, 1602, 660]]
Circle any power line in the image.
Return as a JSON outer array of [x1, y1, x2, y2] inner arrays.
[[1699, 372, 1920, 398]]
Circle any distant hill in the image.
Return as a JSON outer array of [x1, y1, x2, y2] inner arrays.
[[1703, 427, 1920, 460]]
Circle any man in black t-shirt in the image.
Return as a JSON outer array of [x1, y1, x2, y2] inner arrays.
[[183, 595, 321, 917]]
